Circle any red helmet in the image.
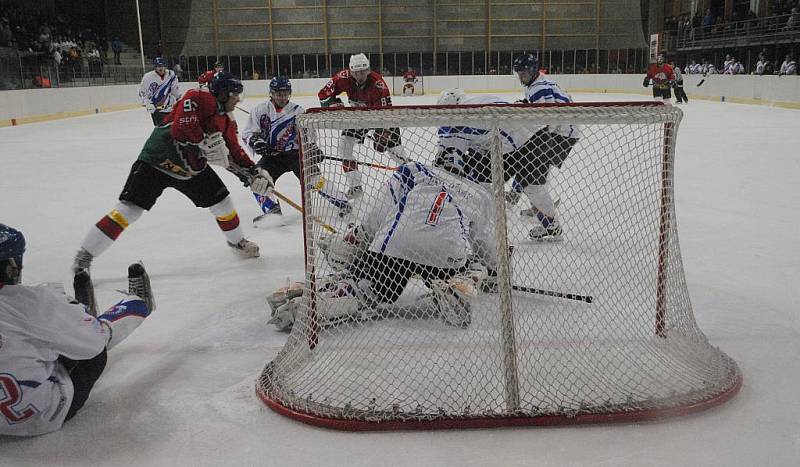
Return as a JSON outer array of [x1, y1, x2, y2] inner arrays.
[[198, 70, 215, 86]]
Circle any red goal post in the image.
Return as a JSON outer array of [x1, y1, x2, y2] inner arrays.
[[256, 101, 742, 430]]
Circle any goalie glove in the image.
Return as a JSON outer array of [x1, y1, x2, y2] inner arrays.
[[144, 103, 156, 113], [199, 131, 230, 168]]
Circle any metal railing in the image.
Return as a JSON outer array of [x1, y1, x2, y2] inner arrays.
[[664, 13, 800, 50]]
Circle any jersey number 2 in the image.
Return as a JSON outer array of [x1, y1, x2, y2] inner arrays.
[[0, 374, 38, 424]]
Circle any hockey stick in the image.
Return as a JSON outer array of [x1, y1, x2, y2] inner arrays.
[[272, 189, 337, 234], [236, 106, 250, 114], [322, 155, 399, 171], [511, 285, 593, 304]]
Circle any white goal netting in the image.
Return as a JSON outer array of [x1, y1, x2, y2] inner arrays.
[[256, 102, 741, 430]]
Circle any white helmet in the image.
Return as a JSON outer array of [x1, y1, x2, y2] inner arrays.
[[349, 53, 370, 72], [437, 88, 466, 105]]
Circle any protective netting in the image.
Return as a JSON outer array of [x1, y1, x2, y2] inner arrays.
[[256, 102, 741, 429]]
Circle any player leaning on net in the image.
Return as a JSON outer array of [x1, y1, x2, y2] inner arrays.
[[435, 88, 528, 204], [139, 57, 182, 126], [0, 224, 155, 436], [240, 77, 350, 223], [318, 53, 405, 197], [643, 54, 676, 101], [72, 72, 272, 298], [513, 53, 581, 241], [267, 154, 499, 331]]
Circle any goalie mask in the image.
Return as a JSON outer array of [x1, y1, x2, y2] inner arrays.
[[437, 89, 466, 106], [0, 224, 25, 285]]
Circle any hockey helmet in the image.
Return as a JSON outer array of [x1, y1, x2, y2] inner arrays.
[[349, 53, 370, 72], [512, 53, 539, 74], [214, 60, 224, 70], [153, 57, 167, 68], [269, 76, 292, 95], [0, 224, 25, 284], [437, 88, 466, 106], [209, 71, 244, 99]]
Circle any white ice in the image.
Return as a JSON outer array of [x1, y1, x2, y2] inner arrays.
[[0, 93, 798, 466]]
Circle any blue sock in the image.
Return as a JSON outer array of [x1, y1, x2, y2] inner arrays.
[[536, 212, 553, 228]]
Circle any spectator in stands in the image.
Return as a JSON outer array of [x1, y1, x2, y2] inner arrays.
[[112, 37, 122, 65], [786, 8, 799, 29], [778, 54, 797, 75], [0, 16, 12, 47], [703, 9, 714, 34], [753, 52, 773, 75], [154, 41, 163, 59]]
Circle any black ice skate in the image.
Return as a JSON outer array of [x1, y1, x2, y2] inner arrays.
[[73, 268, 97, 316], [128, 262, 156, 311]]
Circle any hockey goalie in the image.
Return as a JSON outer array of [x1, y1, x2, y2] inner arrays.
[[401, 67, 418, 96], [267, 155, 499, 331]]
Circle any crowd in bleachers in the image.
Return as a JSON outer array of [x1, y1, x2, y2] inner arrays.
[[664, 1, 799, 44], [0, 1, 107, 82]]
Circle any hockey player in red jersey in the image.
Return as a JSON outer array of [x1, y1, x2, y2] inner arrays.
[[643, 54, 676, 100], [72, 72, 273, 292], [318, 53, 405, 197], [402, 67, 418, 95]]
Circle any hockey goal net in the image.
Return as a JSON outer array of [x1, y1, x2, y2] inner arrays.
[[256, 102, 741, 430], [392, 75, 424, 96]]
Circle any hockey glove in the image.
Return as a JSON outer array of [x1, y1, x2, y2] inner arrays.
[[251, 137, 276, 158], [320, 97, 344, 108], [144, 103, 156, 113], [249, 167, 274, 196], [199, 132, 230, 168], [642, 77, 650, 87]]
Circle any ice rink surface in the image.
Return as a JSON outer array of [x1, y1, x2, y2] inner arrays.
[[1, 91, 798, 466]]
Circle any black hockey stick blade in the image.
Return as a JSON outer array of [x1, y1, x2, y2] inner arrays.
[[511, 285, 593, 303]]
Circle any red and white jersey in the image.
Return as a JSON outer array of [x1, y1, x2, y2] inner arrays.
[[360, 162, 497, 270], [645, 63, 675, 88], [0, 284, 107, 436], [318, 69, 392, 108], [403, 70, 417, 82], [166, 88, 255, 169], [138, 69, 182, 110]]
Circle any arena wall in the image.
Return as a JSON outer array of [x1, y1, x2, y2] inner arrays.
[[1, 75, 799, 126]]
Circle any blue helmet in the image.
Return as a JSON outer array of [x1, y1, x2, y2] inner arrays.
[[153, 57, 167, 68], [269, 76, 292, 95], [0, 224, 25, 284], [512, 53, 539, 74], [209, 71, 244, 99]]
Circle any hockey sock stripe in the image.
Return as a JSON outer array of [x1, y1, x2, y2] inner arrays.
[[216, 211, 241, 231], [96, 214, 127, 240]]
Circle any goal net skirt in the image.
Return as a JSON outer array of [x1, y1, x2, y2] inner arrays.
[[256, 102, 742, 430]]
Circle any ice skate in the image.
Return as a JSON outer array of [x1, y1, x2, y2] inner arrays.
[[71, 247, 93, 274], [73, 268, 97, 316], [128, 262, 156, 311], [228, 238, 260, 257], [529, 223, 563, 242]]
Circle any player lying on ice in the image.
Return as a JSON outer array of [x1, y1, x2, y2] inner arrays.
[[240, 76, 350, 223], [72, 72, 273, 312], [266, 153, 500, 332], [0, 224, 155, 436]]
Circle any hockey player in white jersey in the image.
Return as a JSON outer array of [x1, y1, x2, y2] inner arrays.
[[778, 54, 797, 75], [139, 57, 182, 126], [512, 53, 581, 240], [0, 224, 155, 436], [240, 77, 350, 223], [267, 156, 499, 331], [435, 88, 528, 204]]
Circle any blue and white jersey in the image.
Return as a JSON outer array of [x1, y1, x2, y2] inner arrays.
[[360, 162, 497, 269], [780, 60, 797, 75], [723, 59, 734, 75], [523, 74, 582, 139], [241, 100, 304, 154], [0, 283, 108, 436], [138, 69, 181, 110], [437, 95, 536, 157]]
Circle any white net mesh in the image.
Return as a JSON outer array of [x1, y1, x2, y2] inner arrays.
[[256, 102, 741, 429]]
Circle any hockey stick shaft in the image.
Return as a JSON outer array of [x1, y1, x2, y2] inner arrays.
[[511, 285, 593, 303], [236, 106, 250, 114], [323, 155, 398, 171], [272, 190, 337, 234]]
